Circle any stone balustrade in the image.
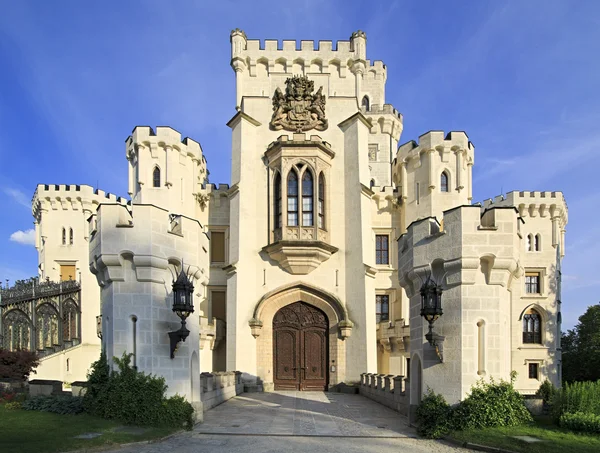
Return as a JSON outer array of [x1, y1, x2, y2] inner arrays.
[[200, 371, 244, 411], [359, 373, 409, 416]]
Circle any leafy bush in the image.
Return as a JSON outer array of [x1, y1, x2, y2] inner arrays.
[[22, 395, 84, 415], [4, 401, 22, 410], [416, 389, 452, 438], [560, 411, 600, 434], [552, 380, 600, 421], [83, 352, 194, 429], [536, 379, 557, 404], [0, 349, 40, 381], [451, 373, 532, 431]]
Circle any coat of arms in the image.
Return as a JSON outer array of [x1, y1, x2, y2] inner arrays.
[[270, 76, 328, 132]]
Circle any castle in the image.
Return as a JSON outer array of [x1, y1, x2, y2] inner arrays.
[[0, 30, 567, 414]]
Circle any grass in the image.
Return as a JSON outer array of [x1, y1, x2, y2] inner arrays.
[[449, 417, 600, 453], [0, 405, 178, 453]]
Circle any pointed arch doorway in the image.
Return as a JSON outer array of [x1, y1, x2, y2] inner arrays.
[[273, 302, 328, 390]]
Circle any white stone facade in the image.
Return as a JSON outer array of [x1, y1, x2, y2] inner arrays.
[[19, 30, 566, 411]]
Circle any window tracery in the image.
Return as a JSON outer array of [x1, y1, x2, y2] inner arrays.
[[2, 310, 31, 351], [37, 303, 59, 349], [287, 170, 298, 226], [62, 299, 79, 341], [523, 309, 542, 344]]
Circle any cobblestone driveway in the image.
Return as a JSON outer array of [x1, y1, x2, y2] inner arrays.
[[105, 392, 475, 453], [196, 391, 414, 437]]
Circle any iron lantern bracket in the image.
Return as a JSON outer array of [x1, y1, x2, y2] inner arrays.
[[168, 320, 190, 359]]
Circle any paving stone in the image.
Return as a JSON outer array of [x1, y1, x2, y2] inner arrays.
[[74, 432, 103, 439], [512, 435, 543, 443], [194, 391, 414, 438]]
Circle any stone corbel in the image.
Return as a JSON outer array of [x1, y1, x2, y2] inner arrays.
[[249, 318, 263, 338], [379, 338, 392, 353], [339, 319, 353, 340]]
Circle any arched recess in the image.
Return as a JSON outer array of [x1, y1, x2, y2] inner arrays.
[[190, 351, 200, 402], [361, 95, 370, 110], [250, 282, 353, 388], [410, 353, 423, 406]]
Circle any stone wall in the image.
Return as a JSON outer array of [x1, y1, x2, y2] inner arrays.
[[200, 371, 244, 411], [359, 373, 409, 416]]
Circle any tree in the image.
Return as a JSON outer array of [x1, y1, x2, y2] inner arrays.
[[562, 303, 600, 383], [0, 349, 40, 381]]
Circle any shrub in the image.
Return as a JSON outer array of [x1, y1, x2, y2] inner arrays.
[[416, 389, 452, 438], [4, 401, 22, 410], [536, 379, 557, 404], [560, 411, 600, 434], [22, 395, 84, 415], [0, 390, 16, 404], [0, 349, 40, 381], [451, 373, 532, 430], [83, 352, 194, 429], [552, 380, 600, 421]]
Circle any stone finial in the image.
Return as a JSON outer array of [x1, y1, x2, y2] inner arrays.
[[351, 30, 367, 40]]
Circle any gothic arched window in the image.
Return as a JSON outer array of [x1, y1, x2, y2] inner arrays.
[[2, 310, 31, 351], [441, 172, 449, 192], [527, 234, 533, 252], [69, 228, 74, 245], [318, 173, 325, 229], [287, 171, 298, 226], [302, 171, 314, 226], [523, 309, 542, 344], [62, 299, 79, 342], [153, 166, 161, 188], [535, 234, 541, 251], [36, 304, 59, 349], [362, 95, 370, 111], [274, 172, 282, 229], [62, 228, 66, 245]]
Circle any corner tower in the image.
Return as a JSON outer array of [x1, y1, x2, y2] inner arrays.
[[393, 131, 474, 226]]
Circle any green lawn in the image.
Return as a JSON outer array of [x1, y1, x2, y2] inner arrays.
[[449, 418, 600, 453], [0, 405, 178, 453]]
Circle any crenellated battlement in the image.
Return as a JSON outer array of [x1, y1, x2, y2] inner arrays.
[[362, 104, 403, 141], [395, 131, 474, 164], [32, 184, 129, 219], [230, 29, 385, 78], [482, 190, 568, 225], [126, 126, 206, 164]]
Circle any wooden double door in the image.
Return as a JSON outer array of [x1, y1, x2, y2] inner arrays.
[[273, 302, 328, 391]]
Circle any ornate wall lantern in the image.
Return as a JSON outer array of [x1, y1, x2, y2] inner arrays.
[[168, 266, 195, 359], [420, 275, 444, 362]]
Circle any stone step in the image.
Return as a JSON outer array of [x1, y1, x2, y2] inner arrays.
[[244, 383, 263, 393]]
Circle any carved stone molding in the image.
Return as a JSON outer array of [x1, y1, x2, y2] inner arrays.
[[262, 240, 338, 275]]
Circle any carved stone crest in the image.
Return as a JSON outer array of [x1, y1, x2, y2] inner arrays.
[[270, 76, 328, 132]]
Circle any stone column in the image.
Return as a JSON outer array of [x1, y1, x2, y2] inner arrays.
[[400, 162, 408, 200], [428, 149, 436, 189]]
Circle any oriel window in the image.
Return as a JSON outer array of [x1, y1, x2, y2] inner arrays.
[[318, 173, 325, 229], [287, 171, 298, 226], [302, 171, 314, 227], [274, 172, 282, 229]]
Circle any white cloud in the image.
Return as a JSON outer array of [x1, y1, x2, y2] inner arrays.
[[4, 188, 31, 209], [9, 229, 36, 246]]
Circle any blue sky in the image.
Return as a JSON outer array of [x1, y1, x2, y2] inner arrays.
[[1, 1, 598, 330]]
